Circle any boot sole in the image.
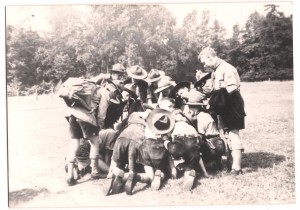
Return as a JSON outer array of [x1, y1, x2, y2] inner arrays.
[[183, 170, 196, 190], [111, 176, 124, 194], [125, 173, 136, 195], [102, 175, 116, 196], [151, 170, 161, 191]]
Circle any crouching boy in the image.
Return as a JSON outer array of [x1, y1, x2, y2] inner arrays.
[[124, 107, 176, 195], [183, 92, 226, 173], [104, 110, 149, 196], [163, 109, 207, 191], [64, 128, 118, 181]]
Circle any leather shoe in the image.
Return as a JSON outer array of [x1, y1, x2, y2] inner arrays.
[[229, 169, 244, 176], [66, 177, 76, 186]]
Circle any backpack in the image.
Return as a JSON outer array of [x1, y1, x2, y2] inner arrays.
[[58, 77, 99, 111]]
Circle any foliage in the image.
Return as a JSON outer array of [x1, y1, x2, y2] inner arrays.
[[6, 4, 293, 94]]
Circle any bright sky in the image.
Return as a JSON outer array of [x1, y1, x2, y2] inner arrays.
[[5, 1, 293, 37], [163, 2, 292, 31]]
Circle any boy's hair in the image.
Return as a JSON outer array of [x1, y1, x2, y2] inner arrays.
[[158, 97, 175, 106]]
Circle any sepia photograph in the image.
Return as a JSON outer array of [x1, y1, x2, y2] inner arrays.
[[3, 0, 297, 208]]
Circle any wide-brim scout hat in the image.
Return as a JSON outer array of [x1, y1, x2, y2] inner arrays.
[[126, 65, 148, 80], [154, 78, 175, 94], [146, 108, 175, 134], [123, 83, 138, 99], [145, 69, 162, 83], [194, 72, 212, 89], [169, 81, 191, 99], [111, 63, 126, 73], [184, 90, 206, 106]]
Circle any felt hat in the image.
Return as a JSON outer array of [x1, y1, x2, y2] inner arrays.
[[123, 83, 138, 99], [111, 63, 126, 73], [154, 78, 175, 94], [126, 65, 148, 80], [194, 72, 212, 89], [184, 90, 206, 106], [146, 108, 175, 134], [145, 69, 162, 83], [169, 81, 191, 99]]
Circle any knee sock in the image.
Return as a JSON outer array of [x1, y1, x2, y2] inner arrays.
[[231, 149, 242, 171], [67, 161, 75, 179]]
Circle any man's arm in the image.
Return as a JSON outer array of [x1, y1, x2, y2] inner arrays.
[[97, 89, 111, 130], [223, 67, 239, 94], [90, 73, 110, 84]]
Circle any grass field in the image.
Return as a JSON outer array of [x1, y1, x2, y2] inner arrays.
[[7, 81, 295, 207]]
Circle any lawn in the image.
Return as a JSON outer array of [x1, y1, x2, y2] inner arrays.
[[7, 81, 295, 207]]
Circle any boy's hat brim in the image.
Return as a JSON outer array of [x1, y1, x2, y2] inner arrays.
[[184, 102, 206, 106], [111, 63, 126, 73], [146, 76, 161, 83], [127, 65, 148, 80], [123, 88, 137, 99], [194, 72, 212, 88], [154, 84, 173, 94], [169, 81, 190, 99], [145, 69, 162, 83], [146, 108, 175, 134]]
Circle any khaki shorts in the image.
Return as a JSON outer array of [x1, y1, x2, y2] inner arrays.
[[224, 130, 244, 151]]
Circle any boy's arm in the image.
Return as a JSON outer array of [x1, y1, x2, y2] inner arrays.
[[161, 133, 177, 179]]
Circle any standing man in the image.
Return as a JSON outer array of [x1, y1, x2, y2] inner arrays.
[[65, 63, 126, 186], [198, 47, 246, 175]]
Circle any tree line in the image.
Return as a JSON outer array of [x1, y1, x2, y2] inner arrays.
[[6, 4, 293, 96]]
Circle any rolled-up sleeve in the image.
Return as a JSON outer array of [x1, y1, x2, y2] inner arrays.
[[225, 68, 238, 87]]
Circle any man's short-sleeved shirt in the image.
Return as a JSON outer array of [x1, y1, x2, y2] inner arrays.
[[197, 112, 219, 136], [213, 59, 240, 90]]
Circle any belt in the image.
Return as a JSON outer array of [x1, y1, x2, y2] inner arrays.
[[206, 135, 219, 139]]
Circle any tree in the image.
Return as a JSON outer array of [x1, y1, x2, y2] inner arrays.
[[6, 26, 43, 89], [238, 5, 293, 81]]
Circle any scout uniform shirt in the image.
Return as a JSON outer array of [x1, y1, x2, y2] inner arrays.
[[212, 58, 241, 92]]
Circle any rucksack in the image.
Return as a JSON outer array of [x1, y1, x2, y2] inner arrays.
[[58, 77, 99, 111]]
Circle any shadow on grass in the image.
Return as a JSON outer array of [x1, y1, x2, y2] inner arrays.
[[242, 152, 286, 172], [9, 187, 49, 206]]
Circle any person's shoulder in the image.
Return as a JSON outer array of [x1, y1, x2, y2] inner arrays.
[[221, 59, 237, 72], [197, 111, 212, 120]]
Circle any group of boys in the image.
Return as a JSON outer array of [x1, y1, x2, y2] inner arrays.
[[63, 47, 246, 195]]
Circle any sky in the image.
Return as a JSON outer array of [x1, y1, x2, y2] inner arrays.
[[163, 2, 292, 32], [5, 1, 293, 37]]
